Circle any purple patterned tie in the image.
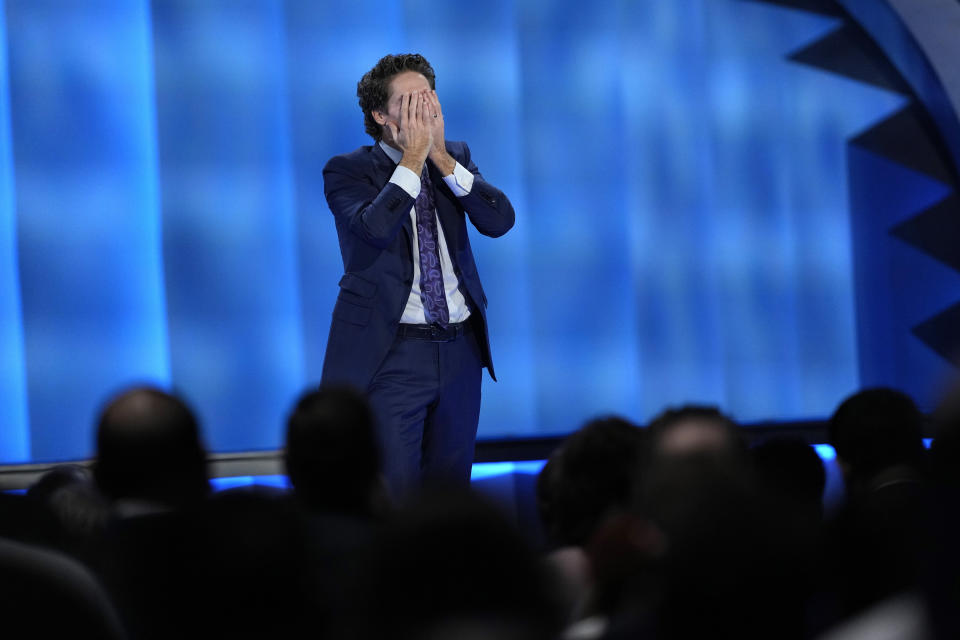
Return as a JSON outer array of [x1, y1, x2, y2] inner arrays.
[[414, 166, 449, 327]]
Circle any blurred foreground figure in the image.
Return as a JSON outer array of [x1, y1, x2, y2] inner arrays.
[[536, 417, 646, 627], [538, 416, 646, 548], [579, 408, 815, 640], [828, 387, 925, 496], [930, 381, 960, 489], [646, 405, 747, 461], [27, 464, 110, 569], [285, 385, 385, 518], [94, 386, 209, 513], [92, 387, 211, 640], [0, 536, 126, 638], [824, 388, 934, 627], [645, 407, 810, 639], [924, 383, 960, 639], [285, 386, 386, 638]]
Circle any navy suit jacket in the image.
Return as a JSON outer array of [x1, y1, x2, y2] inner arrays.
[[320, 140, 515, 390]]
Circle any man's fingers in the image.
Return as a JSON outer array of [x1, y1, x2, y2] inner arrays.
[[399, 93, 409, 130], [414, 90, 423, 125], [420, 94, 433, 143], [430, 90, 442, 116]]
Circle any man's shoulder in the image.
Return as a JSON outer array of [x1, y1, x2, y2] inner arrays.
[[324, 145, 377, 172]]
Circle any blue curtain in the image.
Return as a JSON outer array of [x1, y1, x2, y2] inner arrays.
[[6, 1, 171, 462], [0, 0, 29, 461], [0, 0, 917, 463]]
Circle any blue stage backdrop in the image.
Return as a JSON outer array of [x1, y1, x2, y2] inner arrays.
[[0, 0, 949, 463]]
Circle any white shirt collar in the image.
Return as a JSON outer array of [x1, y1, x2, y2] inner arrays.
[[378, 140, 403, 164]]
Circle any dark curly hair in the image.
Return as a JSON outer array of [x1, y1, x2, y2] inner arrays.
[[357, 53, 436, 141]]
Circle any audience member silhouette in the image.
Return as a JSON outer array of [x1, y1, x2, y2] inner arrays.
[[630, 452, 811, 640], [537, 416, 646, 548], [0, 535, 127, 638], [645, 405, 747, 462], [26, 464, 110, 570], [0, 481, 56, 548], [181, 487, 315, 640], [284, 386, 385, 638], [284, 385, 384, 517], [5, 379, 960, 640], [91, 387, 210, 640], [576, 506, 664, 638], [578, 410, 816, 640], [930, 382, 960, 488], [923, 383, 960, 639], [536, 417, 646, 627], [824, 388, 933, 620], [94, 386, 209, 513], [828, 387, 926, 494]]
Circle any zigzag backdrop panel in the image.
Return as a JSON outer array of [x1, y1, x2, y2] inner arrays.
[[0, 0, 955, 463]]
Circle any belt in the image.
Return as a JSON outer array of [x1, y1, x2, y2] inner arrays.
[[397, 321, 471, 342]]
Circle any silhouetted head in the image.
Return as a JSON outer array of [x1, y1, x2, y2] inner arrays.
[[638, 453, 807, 639], [28, 464, 109, 549], [285, 386, 381, 516], [646, 405, 746, 462], [828, 388, 925, 484], [94, 387, 209, 508], [28, 464, 93, 502], [538, 416, 646, 547]]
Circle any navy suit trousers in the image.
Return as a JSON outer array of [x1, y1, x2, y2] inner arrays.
[[366, 324, 483, 499]]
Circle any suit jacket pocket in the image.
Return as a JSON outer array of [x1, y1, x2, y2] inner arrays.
[[338, 272, 377, 298], [332, 297, 373, 327]]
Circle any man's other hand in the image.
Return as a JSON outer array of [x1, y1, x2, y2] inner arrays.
[[426, 90, 455, 176]]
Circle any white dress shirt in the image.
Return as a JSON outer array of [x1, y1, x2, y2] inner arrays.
[[379, 140, 475, 325]]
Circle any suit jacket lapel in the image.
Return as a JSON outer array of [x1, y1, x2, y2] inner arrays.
[[368, 144, 460, 255], [370, 142, 398, 187]]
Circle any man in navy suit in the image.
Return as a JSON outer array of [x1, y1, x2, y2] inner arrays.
[[321, 54, 515, 497]]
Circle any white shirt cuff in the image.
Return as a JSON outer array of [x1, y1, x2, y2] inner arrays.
[[389, 165, 421, 198], [443, 162, 474, 196]]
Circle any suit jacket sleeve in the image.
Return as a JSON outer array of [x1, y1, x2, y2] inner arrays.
[[323, 153, 414, 250], [451, 141, 516, 238]]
